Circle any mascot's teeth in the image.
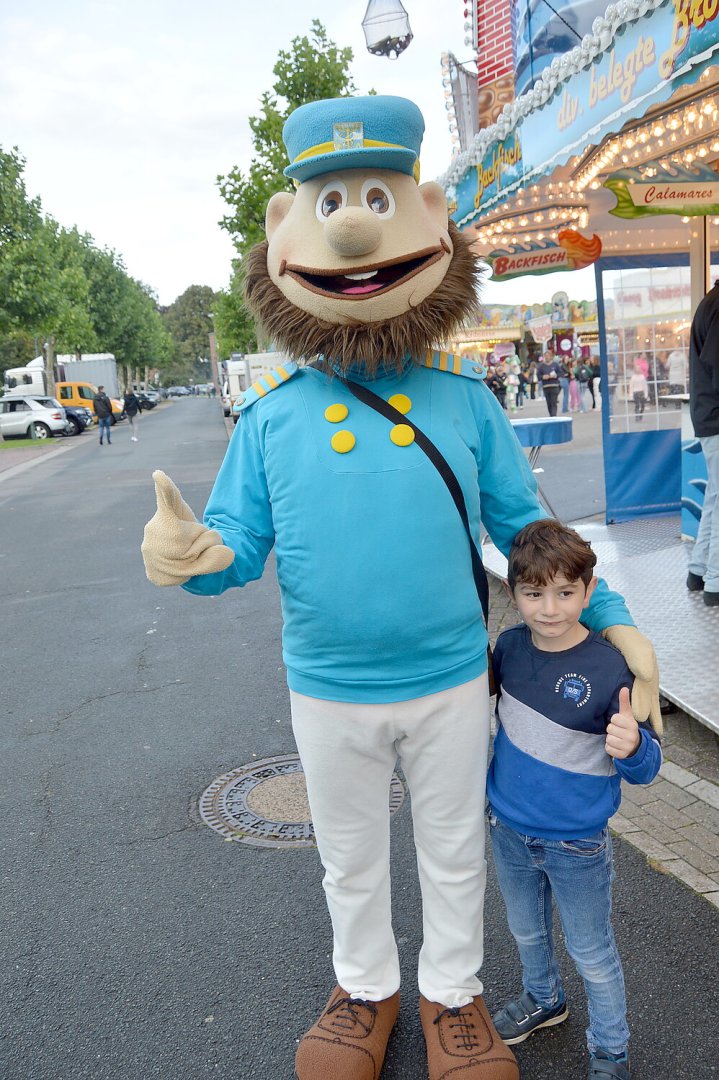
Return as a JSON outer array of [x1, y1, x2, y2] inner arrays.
[[344, 271, 378, 281]]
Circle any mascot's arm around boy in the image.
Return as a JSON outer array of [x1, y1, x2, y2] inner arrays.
[[142, 96, 660, 1080]]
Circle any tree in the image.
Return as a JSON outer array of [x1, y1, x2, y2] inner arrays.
[[218, 21, 358, 256], [160, 285, 219, 385], [0, 148, 56, 335], [215, 21, 361, 357]]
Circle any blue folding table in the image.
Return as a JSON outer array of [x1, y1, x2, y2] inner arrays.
[[510, 416, 573, 518]]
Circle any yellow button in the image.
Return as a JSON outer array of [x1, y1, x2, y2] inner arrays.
[[331, 430, 356, 454], [388, 393, 412, 415], [390, 424, 415, 447], [325, 403, 349, 423]]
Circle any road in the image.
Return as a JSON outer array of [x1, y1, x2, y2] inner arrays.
[[2, 399, 717, 1080]]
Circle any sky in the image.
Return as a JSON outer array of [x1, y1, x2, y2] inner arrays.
[[0, 0, 596, 310]]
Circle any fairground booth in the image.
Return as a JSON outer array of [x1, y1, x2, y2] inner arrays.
[[442, 0, 719, 727]]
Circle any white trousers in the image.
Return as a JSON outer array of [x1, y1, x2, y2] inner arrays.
[[290, 675, 490, 1007]]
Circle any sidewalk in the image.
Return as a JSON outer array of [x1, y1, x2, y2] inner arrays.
[[488, 575, 719, 911]]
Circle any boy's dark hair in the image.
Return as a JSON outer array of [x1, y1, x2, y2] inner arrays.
[[508, 519, 597, 589]]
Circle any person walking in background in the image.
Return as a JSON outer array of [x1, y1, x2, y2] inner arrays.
[[629, 364, 648, 422], [536, 350, 561, 416], [123, 388, 141, 442], [488, 520, 662, 1080], [568, 364, 581, 412], [577, 360, 593, 412], [687, 280, 719, 606], [556, 353, 570, 413], [93, 385, 114, 446], [591, 357, 602, 409], [527, 359, 538, 400]]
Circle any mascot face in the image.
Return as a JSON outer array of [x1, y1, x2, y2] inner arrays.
[[264, 170, 453, 326], [244, 95, 481, 372]]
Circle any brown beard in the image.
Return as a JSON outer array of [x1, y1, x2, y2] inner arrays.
[[243, 221, 482, 376]]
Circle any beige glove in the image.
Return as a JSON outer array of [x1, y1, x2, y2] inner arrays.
[[141, 470, 235, 586], [600, 624, 663, 735]]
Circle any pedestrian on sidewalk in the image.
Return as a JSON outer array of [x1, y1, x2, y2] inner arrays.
[[123, 388, 141, 441], [629, 364, 648, 422], [93, 386, 114, 445], [536, 350, 561, 416], [687, 279, 719, 605], [487, 519, 662, 1080]]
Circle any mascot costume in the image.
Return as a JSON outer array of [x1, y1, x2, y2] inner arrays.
[[142, 96, 660, 1080]]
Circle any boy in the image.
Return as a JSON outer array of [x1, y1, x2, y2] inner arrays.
[[487, 519, 662, 1080]]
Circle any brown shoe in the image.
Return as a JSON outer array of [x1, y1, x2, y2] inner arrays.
[[419, 994, 520, 1080], [295, 985, 400, 1080]]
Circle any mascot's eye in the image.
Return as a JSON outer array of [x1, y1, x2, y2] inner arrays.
[[361, 179, 395, 218], [322, 193, 342, 216], [316, 180, 348, 222]]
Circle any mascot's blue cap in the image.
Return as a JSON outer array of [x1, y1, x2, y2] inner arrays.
[[283, 95, 424, 184]]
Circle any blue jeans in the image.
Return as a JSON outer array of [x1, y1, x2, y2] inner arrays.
[[488, 810, 629, 1057], [98, 416, 112, 442], [688, 433, 719, 592], [559, 376, 570, 413]]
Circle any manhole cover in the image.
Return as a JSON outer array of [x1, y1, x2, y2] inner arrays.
[[199, 753, 406, 849]]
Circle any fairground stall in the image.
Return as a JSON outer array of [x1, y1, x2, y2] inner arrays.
[[443, 0, 719, 727]]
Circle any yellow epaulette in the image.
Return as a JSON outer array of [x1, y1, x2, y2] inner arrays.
[[422, 349, 487, 380], [233, 361, 300, 414]]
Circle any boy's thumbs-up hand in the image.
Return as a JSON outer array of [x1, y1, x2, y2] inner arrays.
[[605, 687, 641, 759], [141, 470, 235, 586]]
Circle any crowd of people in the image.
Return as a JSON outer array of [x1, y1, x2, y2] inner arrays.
[[484, 350, 601, 417]]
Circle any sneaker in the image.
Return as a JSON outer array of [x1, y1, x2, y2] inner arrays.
[[131, 436, 138, 442], [704, 590, 719, 607], [588, 1049, 630, 1079], [687, 571, 704, 592], [492, 990, 569, 1045], [295, 985, 399, 1080]]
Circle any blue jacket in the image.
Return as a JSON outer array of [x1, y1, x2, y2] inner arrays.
[[183, 358, 633, 702], [487, 624, 662, 839]]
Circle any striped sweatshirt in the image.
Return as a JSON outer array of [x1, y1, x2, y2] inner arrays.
[[487, 624, 662, 840]]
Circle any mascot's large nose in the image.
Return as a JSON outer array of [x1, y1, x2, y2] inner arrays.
[[324, 207, 382, 258]]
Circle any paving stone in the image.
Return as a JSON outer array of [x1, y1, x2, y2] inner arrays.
[[621, 831, 676, 862], [663, 745, 703, 771], [625, 812, 680, 847], [704, 892, 719, 911], [656, 858, 718, 893], [667, 840, 719, 874], [609, 812, 641, 835], [646, 779, 698, 809], [681, 800, 719, 831], [659, 760, 700, 789], [685, 778, 719, 811], [613, 800, 645, 822], [641, 800, 697, 829], [621, 783, 661, 807], [676, 823, 719, 858]]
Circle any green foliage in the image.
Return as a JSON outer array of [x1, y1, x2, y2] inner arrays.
[[216, 20, 361, 351], [217, 20, 358, 257], [0, 146, 174, 379], [213, 269, 258, 358]]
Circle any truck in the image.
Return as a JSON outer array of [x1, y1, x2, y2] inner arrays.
[[3, 354, 124, 419], [4, 353, 120, 398], [221, 351, 291, 421]]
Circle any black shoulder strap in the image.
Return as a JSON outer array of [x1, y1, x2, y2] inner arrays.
[[342, 378, 489, 624]]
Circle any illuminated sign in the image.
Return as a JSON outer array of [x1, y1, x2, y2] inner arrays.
[[487, 230, 602, 281], [605, 163, 719, 218]]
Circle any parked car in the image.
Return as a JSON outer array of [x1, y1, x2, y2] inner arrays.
[[0, 394, 68, 439], [166, 385, 191, 397], [130, 383, 161, 405], [63, 404, 94, 435], [136, 392, 157, 410]]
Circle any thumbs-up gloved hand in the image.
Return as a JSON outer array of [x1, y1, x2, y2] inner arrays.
[[600, 624, 662, 735], [605, 687, 641, 759], [141, 470, 235, 586]]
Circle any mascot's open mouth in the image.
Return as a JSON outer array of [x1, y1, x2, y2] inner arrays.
[[282, 245, 445, 299]]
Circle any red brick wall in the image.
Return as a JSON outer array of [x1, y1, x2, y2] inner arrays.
[[477, 0, 515, 86]]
